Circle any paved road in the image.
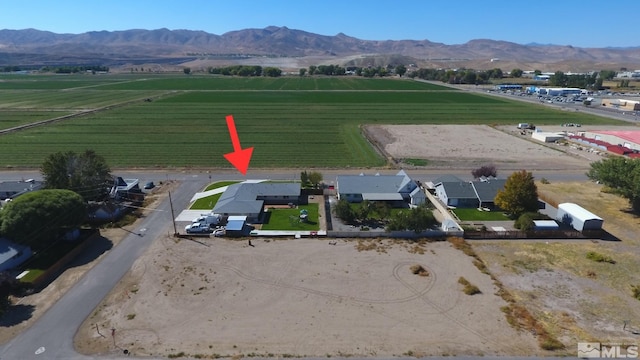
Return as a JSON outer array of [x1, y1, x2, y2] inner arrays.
[[0, 176, 205, 360]]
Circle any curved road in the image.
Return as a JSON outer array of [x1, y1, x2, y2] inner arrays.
[[0, 169, 588, 360]]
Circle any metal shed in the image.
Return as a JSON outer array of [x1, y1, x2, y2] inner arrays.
[[556, 203, 603, 231]]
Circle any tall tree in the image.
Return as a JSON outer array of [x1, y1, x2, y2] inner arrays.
[[386, 203, 435, 232], [395, 65, 407, 77], [0, 189, 86, 249], [494, 170, 539, 217], [511, 68, 523, 78], [588, 157, 640, 212], [334, 199, 355, 224], [40, 150, 112, 201], [307, 171, 323, 189]]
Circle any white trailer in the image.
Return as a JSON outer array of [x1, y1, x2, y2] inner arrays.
[[556, 203, 603, 231]]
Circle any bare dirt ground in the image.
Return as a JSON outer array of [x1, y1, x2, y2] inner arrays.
[[363, 124, 639, 170], [74, 238, 538, 358]]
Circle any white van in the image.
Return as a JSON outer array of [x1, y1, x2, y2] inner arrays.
[[517, 123, 530, 129]]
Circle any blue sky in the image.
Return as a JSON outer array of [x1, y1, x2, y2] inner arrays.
[[1, 0, 638, 48]]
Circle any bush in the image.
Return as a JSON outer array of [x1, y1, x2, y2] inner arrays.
[[631, 285, 640, 300], [410, 264, 429, 277], [458, 277, 481, 295], [586, 251, 616, 264], [514, 212, 551, 231]]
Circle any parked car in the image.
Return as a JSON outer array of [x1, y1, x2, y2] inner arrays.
[[185, 222, 213, 234], [144, 181, 155, 189], [212, 228, 225, 237]]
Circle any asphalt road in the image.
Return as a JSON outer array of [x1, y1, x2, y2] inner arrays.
[[0, 176, 204, 360]]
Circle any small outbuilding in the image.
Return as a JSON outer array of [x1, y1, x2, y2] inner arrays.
[[556, 203, 603, 231], [533, 220, 559, 231]]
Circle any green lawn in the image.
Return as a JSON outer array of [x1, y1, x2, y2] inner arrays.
[[190, 193, 222, 210], [452, 208, 510, 221], [261, 204, 320, 231], [204, 181, 239, 191], [0, 74, 627, 168]]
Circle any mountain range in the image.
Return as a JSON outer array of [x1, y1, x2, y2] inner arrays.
[[1, 26, 639, 71]]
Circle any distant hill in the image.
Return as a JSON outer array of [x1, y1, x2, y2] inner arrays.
[[1, 26, 639, 71]]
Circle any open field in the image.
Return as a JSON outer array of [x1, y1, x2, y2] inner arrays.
[[473, 180, 640, 349], [74, 238, 539, 358], [365, 124, 605, 170], [0, 74, 629, 168]]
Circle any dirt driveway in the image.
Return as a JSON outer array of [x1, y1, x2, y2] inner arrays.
[[74, 238, 538, 358]]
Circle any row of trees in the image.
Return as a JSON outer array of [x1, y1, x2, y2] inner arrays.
[[407, 67, 504, 84], [40, 65, 109, 74], [207, 65, 282, 77], [334, 199, 436, 233], [300, 64, 408, 78], [548, 71, 603, 89]]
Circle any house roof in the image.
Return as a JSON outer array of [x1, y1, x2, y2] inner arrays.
[[472, 179, 507, 202], [433, 175, 464, 185], [0, 238, 28, 266], [0, 180, 44, 199], [337, 173, 415, 196], [213, 183, 300, 215], [362, 193, 403, 201], [437, 181, 477, 199]]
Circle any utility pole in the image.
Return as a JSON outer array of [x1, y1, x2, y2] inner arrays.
[[168, 191, 177, 236]]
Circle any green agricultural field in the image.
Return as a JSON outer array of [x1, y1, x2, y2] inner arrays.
[[0, 74, 627, 168]]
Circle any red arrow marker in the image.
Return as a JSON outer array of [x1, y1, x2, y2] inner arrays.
[[223, 115, 254, 175]]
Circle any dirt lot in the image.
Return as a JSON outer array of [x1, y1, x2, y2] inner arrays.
[[364, 124, 640, 170], [74, 238, 538, 358]]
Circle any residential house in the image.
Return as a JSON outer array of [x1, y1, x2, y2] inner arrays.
[[336, 170, 425, 207], [0, 179, 43, 200], [213, 182, 301, 223], [434, 175, 506, 208], [0, 238, 32, 272]]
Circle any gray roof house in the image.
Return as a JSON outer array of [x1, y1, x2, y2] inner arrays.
[[472, 179, 507, 207], [213, 182, 301, 223], [0, 238, 32, 272], [336, 170, 425, 206], [434, 176, 506, 208], [0, 179, 44, 200]]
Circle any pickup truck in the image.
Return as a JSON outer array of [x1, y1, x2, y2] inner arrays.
[[185, 222, 213, 234]]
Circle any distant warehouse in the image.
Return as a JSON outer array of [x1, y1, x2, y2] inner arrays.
[[556, 203, 603, 232]]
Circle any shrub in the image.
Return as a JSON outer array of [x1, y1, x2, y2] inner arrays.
[[410, 264, 429, 277], [514, 211, 551, 231], [586, 251, 616, 264], [631, 285, 640, 300], [458, 277, 481, 295]]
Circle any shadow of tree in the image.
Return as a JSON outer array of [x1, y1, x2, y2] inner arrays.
[[0, 304, 35, 327]]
